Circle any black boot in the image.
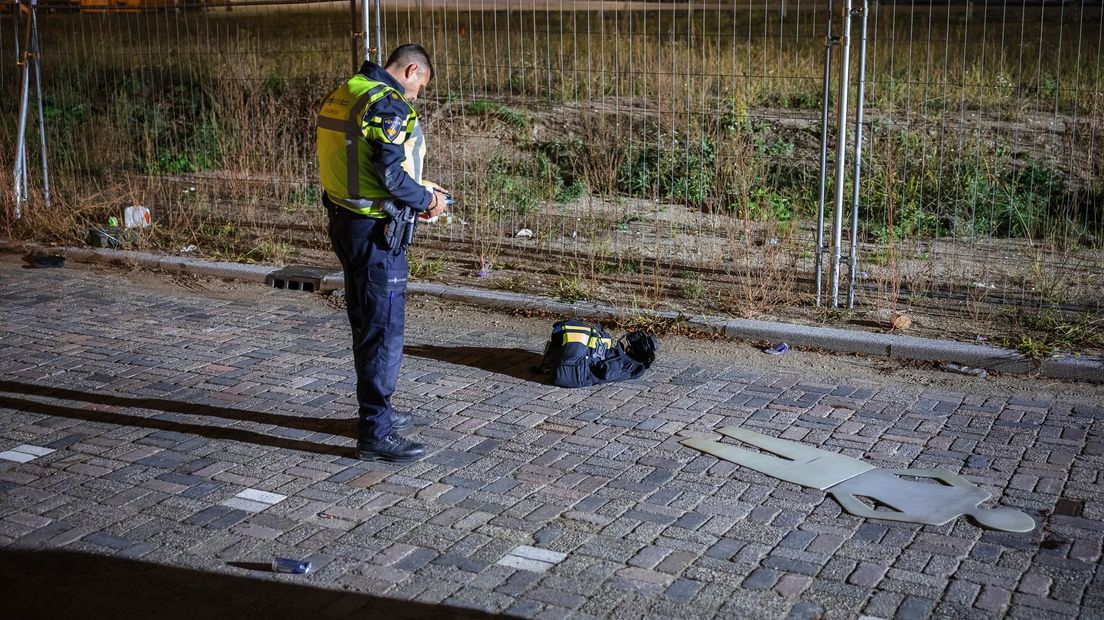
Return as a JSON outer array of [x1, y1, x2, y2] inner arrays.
[[356, 432, 425, 463], [391, 411, 414, 432]]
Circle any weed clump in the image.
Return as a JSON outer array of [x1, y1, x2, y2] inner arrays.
[[463, 100, 529, 130], [618, 136, 716, 208]]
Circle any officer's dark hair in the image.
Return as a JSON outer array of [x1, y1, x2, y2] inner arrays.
[[385, 44, 434, 80]]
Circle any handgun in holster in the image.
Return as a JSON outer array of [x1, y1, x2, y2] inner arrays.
[[380, 200, 418, 253]]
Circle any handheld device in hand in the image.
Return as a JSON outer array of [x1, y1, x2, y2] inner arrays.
[[420, 192, 456, 223]]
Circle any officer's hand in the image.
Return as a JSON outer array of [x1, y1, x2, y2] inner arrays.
[[423, 180, 448, 194], [425, 191, 449, 219]]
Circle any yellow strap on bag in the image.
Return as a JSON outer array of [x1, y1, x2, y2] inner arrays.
[[558, 324, 613, 352], [563, 331, 591, 345]]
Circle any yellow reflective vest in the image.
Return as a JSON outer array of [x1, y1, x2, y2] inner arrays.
[[317, 73, 427, 217]]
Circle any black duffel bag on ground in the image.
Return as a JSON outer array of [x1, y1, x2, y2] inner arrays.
[[539, 320, 658, 388]]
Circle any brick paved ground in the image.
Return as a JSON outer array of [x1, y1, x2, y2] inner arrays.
[[1, 258, 1102, 619]]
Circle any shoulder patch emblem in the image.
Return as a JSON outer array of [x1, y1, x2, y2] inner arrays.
[[381, 116, 403, 141]]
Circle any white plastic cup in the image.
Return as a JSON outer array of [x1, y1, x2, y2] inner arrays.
[[123, 205, 151, 228]]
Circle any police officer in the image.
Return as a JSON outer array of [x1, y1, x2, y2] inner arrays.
[[316, 44, 448, 462]]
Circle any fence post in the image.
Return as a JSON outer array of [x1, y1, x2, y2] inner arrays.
[[815, 0, 836, 307], [830, 0, 853, 308], [31, 0, 49, 208], [13, 0, 49, 216], [374, 0, 382, 64], [350, 0, 359, 72], [14, 0, 29, 218], [846, 0, 869, 308], [368, 0, 377, 61], [362, 0, 382, 64]]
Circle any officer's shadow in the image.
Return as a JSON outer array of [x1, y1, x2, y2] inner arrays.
[[404, 345, 546, 382], [0, 380, 353, 457]]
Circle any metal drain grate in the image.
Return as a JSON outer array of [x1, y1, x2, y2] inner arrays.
[[266, 266, 333, 293]]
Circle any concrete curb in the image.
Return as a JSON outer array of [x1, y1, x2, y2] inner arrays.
[[7, 241, 1102, 383]]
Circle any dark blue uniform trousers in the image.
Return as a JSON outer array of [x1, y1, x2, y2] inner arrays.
[[326, 205, 408, 442]]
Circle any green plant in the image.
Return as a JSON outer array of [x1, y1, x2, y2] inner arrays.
[[1000, 334, 1058, 360], [261, 70, 288, 97], [619, 136, 716, 207], [533, 138, 590, 203], [555, 276, 591, 302], [494, 274, 532, 292], [556, 180, 587, 203], [247, 239, 293, 264], [479, 141, 591, 217], [463, 100, 529, 130], [757, 136, 795, 160], [199, 220, 237, 242], [1020, 309, 1104, 352], [720, 98, 750, 136], [143, 116, 224, 174], [287, 184, 320, 210], [480, 153, 543, 218], [408, 251, 447, 279], [681, 276, 705, 301], [745, 187, 793, 221]]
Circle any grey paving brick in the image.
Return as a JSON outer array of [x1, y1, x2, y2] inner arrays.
[[975, 585, 1012, 613], [204, 509, 250, 530], [672, 511, 709, 530], [865, 591, 906, 618], [505, 598, 544, 617], [855, 522, 889, 543], [748, 505, 781, 524], [394, 547, 438, 572], [762, 555, 822, 576], [434, 554, 489, 573], [115, 541, 156, 559], [527, 587, 586, 610], [82, 532, 133, 549], [179, 481, 220, 499], [184, 505, 234, 526], [1013, 594, 1079, 616], [970, 542, 1003, 561], [156, 472, 205, 487], [497, 569, 541, 596], [785, 601, 824, 620], [896, 595, 936, 620], [705, 538, 744, 561], [778, 529, 817, 551], [135, 451, 192, 470], [664, 577, 702, 603], [742, 567, 782, 590], [944, 579, 981, 607]]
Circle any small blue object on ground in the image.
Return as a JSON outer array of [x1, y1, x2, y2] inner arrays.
[[765, 342, 789, 355], [271, 557, 312, 575]]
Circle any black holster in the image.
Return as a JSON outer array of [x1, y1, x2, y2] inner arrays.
[[380, 200, 418, 253]]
